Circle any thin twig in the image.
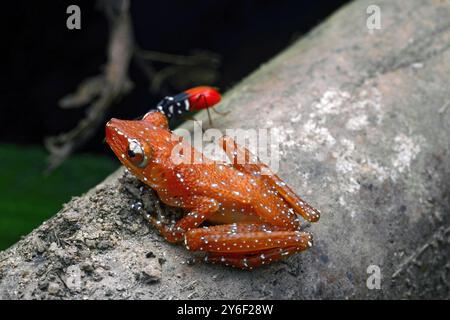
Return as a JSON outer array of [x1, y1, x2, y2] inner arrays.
[[392, 226, 450, 278], [136, 49, 220, 67], [45, 0, 133, 172], [45, 0, 221, 171]]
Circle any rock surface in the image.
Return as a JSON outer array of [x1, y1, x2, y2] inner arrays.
[[1, 0, 449, 299]]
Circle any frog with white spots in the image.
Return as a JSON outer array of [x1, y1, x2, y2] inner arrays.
[[106, 111, 320, 269]]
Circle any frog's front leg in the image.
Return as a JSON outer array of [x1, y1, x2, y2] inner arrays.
[[184, 223, 313, 269], [147, 197, 219, 243]]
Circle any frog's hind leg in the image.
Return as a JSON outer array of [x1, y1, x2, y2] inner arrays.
[[218, 135, 320, 222], [184, 223, 313, 269], [147, 197, 219, 243], [206, 247, 307, 269]]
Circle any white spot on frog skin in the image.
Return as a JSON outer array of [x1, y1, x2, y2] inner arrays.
[[392, 134, 423, 173]]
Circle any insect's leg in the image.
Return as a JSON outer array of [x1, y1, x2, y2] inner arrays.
[[194, 94, 214, 126], [211, 107, 230, 116], [218, 135, 320, 222], [206, 106, 213, 126], [184, 223, 313, 269], [147, 197, 219, 243], [197, 93, 229, 118]]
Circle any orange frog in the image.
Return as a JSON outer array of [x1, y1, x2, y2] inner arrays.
[[105, 111, 321, 269]]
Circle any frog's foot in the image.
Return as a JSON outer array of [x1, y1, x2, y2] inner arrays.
[[147, 197, 219, 243], [184, 223, 313, 269], [218, 135, 320, 223]]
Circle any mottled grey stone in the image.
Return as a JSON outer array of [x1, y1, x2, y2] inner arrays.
[[1, 0, 449, 299]]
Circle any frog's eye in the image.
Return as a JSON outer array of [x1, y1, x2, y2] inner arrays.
[[126, 139, 148, 168]]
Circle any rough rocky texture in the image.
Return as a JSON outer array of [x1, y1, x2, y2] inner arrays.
[[1, 0, 449, 299]]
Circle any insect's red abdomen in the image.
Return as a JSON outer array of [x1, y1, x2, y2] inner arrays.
[[185, 86, 221, 111]]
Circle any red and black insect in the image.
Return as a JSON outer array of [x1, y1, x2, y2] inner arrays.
[[146, 86, 225, 125]]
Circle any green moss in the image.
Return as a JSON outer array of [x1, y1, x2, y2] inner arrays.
[[0, 143, 119, 250]]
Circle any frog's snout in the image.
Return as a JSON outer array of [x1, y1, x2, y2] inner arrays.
[[105, 118, 129, 156], [105, 118, 117, 145]]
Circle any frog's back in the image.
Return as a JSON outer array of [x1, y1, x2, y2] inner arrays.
[[174, 162, 257, 203]]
